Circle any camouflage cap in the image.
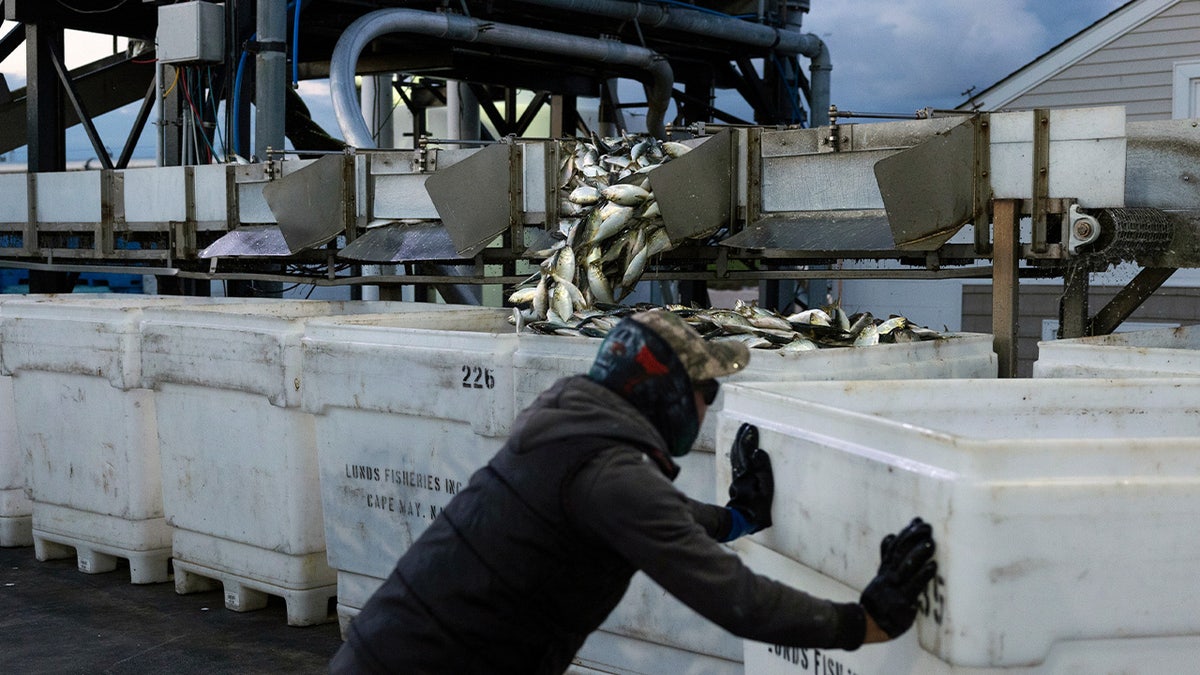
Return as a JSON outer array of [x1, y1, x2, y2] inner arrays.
[[628, 309, 750, 383]]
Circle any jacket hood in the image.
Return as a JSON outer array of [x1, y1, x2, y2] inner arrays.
[[509, 376, 678, 475]]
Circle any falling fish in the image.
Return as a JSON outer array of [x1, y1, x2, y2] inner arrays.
[[601, 184, 651, 206]]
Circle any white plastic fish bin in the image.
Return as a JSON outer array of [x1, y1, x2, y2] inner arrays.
[[139, 299, 450, 625], [299, 308, 522, 634], [516, 329, 996, 672], [716, 378, 1200, 673], [1034, 324, 1200, 378], [0, 294, 61, 548], [0, 294, 257, 580], [304, 306, 994, 672], [0, 373, 25, 547]]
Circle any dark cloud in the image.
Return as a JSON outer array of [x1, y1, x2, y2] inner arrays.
[[804, 0, 1127, 114]]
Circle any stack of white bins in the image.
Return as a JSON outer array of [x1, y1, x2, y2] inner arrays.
[[1034, 324, 1200, 377], [0, 295, 254, 581], [717, 378, 1200, 674], [302, 306, 996, 674], [138, 299, 451, 625]]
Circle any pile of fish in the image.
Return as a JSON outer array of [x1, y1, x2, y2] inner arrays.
[[508, 134, 695, 323], [514, 299, 945, 351]]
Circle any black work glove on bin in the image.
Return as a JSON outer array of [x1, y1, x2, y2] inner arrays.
[[726, 423, 773, 534], [860, 517, 938, 638]]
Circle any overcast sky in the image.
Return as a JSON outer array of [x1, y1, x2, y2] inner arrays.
[[802, 0, 1128, 115], [0, 0, 1128, 160]]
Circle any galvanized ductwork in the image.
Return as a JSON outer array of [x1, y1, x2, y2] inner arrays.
[[513, 0, 831, 125], [329, 8, 675, 145]]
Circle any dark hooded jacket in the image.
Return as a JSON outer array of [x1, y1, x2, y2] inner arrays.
[[333, 375, 864, 674]]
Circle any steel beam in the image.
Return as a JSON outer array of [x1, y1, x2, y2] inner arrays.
[[1089, 267, 1176, 336], [1058, 261, 1089, 339], [25, 22, 64, 172], [992, 199, 1020, 378], [48, 42, 112, 169], [0, 52, 155, 155]]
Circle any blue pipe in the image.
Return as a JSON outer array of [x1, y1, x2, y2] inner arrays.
[[232, 0, 301, 157], [293, 0, 303, 87]]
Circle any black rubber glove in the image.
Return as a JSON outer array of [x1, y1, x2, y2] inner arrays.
[[726, 423, 773, 534], [860, 517, 938, 638]]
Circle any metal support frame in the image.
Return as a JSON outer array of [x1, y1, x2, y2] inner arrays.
[[161, 64, 183, 165], [992, 199, 1020, 378], [116, 81, 156, 169], [26, 22, 64, 172], [972, 113, 992, 254], [1031, 108, 1050, 253], [0, 21, 24, 64], [47, 41, 112, 170], [1089, 267, 1177, 336], [549, 94, 576, 138], [1058, 260, 1089, 339]]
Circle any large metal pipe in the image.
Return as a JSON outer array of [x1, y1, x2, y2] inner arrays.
[[515, 0, 831, 126], [329, 8, 674, 144], [255, 0, 287, 158]]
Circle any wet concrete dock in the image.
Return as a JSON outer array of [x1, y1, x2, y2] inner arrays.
[[0, 545, 342, 674]]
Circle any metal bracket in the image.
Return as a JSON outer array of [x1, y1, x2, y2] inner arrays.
[[1031, 109, 1050, 252], [1067, 204, 1101, 255]]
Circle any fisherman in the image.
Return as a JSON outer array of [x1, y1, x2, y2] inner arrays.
[[330, 308, 937, 674]]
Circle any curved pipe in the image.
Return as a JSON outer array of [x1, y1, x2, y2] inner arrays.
[[515, 0, 830, 126], [517, 0, 825, 55], [330, 8, 675, 144]]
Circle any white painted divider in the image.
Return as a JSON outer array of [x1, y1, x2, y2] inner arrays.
[[138, 299, 452, 624], [1034, 324, 1200, 377], [717, 378, 1200, 672], [0, 295, 257, 580], [303, 306, 995, 674]]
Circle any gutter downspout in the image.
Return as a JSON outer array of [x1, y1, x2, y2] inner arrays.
[[513, 0, 829, 126], [330, 8, 674, 144]]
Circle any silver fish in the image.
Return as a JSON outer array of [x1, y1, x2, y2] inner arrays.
[[853, 324, 880, 347], [588, 205, 635, 245], [848, 312, 875, 336], [643, 227, 672, 257], [586, 261, 614, 304], [568, 185, 602, 205], [601, 184, 651, 206], [639, 199, 661, 220], [532, 275, 548, 319], [549, 283, 573, 323], [778, 336, 820, 352], [662, 141, 692, 158], [787, 308, 832, 327], [552, 245, 576, 283], [711, 333, 772, 349], [619, 247, 649, 298], [507, 285, 539, 305]]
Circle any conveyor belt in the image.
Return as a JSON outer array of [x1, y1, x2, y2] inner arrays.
[[1091, 207, 1175, 263]]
